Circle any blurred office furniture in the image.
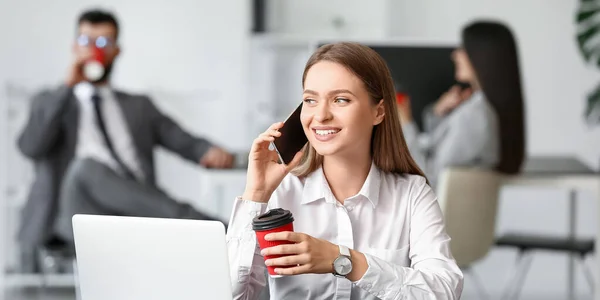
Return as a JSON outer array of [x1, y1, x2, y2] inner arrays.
[[437, 156, 599, 299], [499, 156, 599, 300], [437, 167, 504, 300], [252, 0, 266, 33], [495, 233, 594, 300], [194, 168, 247, 222]]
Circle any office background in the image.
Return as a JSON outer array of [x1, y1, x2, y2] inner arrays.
[[0, 0, 599, 299]]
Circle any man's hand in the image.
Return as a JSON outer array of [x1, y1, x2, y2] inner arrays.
[[199, 146, 234, 169], [66, 48, 94, 87]]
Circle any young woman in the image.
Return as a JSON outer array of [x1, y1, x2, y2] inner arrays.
[[398, 21, 526, 189], [226, 42, 463, 299]]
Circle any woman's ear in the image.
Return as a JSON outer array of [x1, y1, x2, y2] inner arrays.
[[373, 99, 385, 125]]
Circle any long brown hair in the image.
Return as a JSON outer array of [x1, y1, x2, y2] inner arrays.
[[292, 42, 426, 179], [463, 21, 526, 174]]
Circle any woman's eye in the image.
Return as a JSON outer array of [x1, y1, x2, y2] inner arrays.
[[303, 98, 316, 104], [334, 98, 350, 103]]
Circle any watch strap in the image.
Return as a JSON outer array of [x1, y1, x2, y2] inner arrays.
[[339, 245, 351, 258]]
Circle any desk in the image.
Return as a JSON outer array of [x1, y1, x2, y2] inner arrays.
[[198, 168, 248, 221], [503, 156, 599, 299]]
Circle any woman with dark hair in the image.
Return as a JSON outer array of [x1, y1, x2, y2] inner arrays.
[[398, 20, 526, 188]]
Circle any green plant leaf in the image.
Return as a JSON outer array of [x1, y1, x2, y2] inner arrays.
[[577, 8, 599, 23], [577, 25, 600, 62], [576, 0, 600, 66], [577, 0, 600, 125], [585, 82, 600, 122]]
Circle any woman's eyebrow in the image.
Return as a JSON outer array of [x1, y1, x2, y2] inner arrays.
[[302, 89, 356, 96]]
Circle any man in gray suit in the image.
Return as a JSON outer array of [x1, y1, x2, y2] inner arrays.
[[17, 9, 235, 272]]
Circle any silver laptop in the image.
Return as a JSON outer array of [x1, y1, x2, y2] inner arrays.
[[72, 214, 232, 300]]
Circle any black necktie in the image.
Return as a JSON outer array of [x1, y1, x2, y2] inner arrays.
[[91, 92, 136, 180]]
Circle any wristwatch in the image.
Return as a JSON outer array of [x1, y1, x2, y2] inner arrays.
[[332, 245, 352, 277]]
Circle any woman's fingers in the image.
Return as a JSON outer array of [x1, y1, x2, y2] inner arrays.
[[251, 136, 275, 155], [268, 122, 285, 131], [254, 135, 275, 146]]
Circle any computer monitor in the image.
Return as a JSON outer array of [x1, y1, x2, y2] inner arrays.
[[314, 41, 458, 130]]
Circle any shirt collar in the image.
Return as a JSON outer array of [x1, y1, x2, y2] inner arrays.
[[74, 82, 112, 101], [301, 161, 381, 208]]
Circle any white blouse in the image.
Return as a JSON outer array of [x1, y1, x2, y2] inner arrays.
[[226, 162, 463, 300]]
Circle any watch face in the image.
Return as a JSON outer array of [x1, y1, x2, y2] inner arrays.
[[334, 256, 352, 275]]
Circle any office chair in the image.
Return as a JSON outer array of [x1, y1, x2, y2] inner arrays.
[[437, 167, 504, 300], [495, 232, 595, 299]]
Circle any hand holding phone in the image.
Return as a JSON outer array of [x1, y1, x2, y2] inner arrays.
[[243, 117, 305, 203]]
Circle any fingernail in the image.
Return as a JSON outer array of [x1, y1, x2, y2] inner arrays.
[[274, 268, 281, 274], [260, 249, 266, 255], [264, 234, 271, 240], [264, 259, 271, 266]]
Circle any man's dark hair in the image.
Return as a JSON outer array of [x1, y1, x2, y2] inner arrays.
[[77, 9, 119, 39]]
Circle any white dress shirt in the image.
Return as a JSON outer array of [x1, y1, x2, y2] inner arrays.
[[74, 82, 145, 180], [226, 162, 463, 300]]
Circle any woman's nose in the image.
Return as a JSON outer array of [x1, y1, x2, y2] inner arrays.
[[314, 103, 333, 122]]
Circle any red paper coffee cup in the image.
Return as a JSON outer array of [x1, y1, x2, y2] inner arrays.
[[252, 208, 295, 276], [83, 47, 106, 82]]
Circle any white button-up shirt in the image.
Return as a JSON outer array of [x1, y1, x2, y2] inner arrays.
[[226, 162, 463, 300]]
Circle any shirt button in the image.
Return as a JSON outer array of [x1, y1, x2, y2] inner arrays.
[[378, 291, 384, 297], [346, 205, 354, 211], [366, 284, 372, 289]]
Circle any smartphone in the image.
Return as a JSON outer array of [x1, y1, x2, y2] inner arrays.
[[272, 102, 308, 164]]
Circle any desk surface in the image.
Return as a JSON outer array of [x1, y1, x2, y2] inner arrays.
[[522, 156, 597, 176]]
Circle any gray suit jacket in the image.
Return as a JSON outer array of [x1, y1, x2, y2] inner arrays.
[[17, 84, 213, 248]]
